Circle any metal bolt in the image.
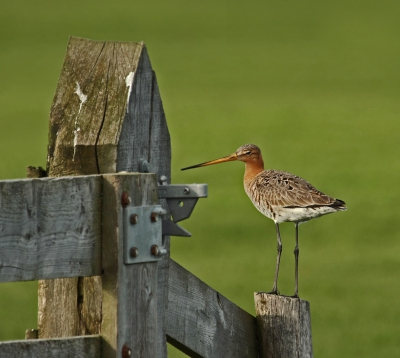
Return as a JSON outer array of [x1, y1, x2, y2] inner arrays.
[[150, 212, 158, 222], [130, 214, 138, 224], [151, 244, 167, 256], [121, 344, 132, 358], [160, 175, 168, 185], [130, 247, 139, 258], [183, 187, 190, 195], [121, 191, 131, 207], [139, 159, 150, 173], [151, 245, 160, 256]]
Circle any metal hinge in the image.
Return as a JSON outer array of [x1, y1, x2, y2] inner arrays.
[[123, 205, 167, 264]]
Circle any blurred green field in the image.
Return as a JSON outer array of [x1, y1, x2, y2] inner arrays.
[[1, 1, 400, 357]]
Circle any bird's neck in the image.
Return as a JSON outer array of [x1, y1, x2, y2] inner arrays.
[[244, 159, 265, 182]]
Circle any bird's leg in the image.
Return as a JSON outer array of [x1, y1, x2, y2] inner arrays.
[[293, 222, 300, 298], [268, 223, 282, 295]]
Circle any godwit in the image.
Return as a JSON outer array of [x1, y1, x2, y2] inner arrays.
[[182, 144, 346, 297]]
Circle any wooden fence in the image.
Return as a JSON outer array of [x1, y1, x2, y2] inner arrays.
[[0, 37, 312, 358]]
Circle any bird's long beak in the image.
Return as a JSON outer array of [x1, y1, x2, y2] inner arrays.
[[181, 153, 238, 170]]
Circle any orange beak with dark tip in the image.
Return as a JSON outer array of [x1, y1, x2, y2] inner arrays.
[[181, 153, 238, 171]]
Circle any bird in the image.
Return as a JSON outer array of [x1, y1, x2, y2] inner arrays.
[[181, 143, 346, 297]]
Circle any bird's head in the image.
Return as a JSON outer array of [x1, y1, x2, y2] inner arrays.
[[235, 144, 262, 164], [181, 143, 263, 170]]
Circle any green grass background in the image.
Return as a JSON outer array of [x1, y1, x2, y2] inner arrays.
[[1, 1, 400, 357]]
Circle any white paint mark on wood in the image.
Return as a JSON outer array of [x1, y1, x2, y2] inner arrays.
[[125, 71, 135, 113], [74, 82, 87, 114], [73, 82, 86, 161]]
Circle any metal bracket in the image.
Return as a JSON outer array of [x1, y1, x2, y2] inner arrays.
[[158, 184, 208, 222], [158, 183, 208, 237], [123, 205, 167, 264], [137, 161, 208, 238]]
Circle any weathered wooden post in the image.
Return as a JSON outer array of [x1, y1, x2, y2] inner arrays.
[[38, 36, 171, 357], [254, 293, 313, 358], [101, 173, 161, 357]]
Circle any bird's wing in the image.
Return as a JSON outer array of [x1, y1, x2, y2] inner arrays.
[[255, 170, 339, 208]]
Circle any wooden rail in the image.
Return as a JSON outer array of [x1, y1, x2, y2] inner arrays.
[[0, 173, 261, 357], [0, 336, 101, 358], [167, 260, 258, 357], [0, 175, 102, 282]]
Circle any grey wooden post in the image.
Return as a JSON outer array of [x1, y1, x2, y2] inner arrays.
[[38, 36, 170, 357], [101, 174, 160, 358], [254, 293, 313, 358]]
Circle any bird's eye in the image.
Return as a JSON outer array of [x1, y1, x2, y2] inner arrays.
[[246, 151, 251, 155]]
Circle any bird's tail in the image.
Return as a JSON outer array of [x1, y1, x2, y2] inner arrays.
[[332, 199, 347, 210]]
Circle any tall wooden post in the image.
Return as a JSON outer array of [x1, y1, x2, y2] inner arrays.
[[38, 37, 171, 357], [101, 173, 160, 358], [254, 293, 313, 358]]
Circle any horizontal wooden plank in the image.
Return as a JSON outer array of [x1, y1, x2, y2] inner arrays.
[[0, 335, 100, 358], [166, 259, 259, 358], [0, 175, 102, 282]]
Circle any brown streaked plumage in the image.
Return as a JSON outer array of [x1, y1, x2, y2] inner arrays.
[[182, 143, 346, 297]]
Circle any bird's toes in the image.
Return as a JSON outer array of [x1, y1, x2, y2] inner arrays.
[[265, 289, 280, 296]]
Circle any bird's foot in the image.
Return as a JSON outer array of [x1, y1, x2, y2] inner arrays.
[[281, 293, 300, 299], [256, 289, 280, 296]]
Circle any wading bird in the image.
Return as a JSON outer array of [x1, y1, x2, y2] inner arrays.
[[181, 144, 346, 297]]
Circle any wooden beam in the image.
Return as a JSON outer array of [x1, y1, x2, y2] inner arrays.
[[166, 259, 259, 358], [0, 335, 100, 358], [39, 37, 171, 356], [47, 37, 143, 176], [0, 175, 102, 282], [254, 293, 313, 358], [101, 173, 160, 358], [39, 36, 145, 339]]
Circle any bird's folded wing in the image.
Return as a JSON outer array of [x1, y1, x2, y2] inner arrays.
[[256, 170, 337, 208]]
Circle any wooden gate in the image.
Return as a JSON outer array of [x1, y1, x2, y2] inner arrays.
[[0, 37, 312, 358]]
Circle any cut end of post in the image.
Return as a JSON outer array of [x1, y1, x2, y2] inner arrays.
[[254, 293, 313, 358]]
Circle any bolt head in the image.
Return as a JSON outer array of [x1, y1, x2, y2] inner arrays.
[[121, 192, 131, 207], [150, 212, 158, 222], [183, 187, 190, 195], [151, 244, 160, 256], [160, 175, 168, 185], [130, 247, 139, 258], [121, 344, 132, 358], [130, 214, 138, 224]]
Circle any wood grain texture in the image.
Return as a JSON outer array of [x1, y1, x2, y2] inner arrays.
[[0, 176, 102, 282], [167, 259, 259, 358], [0, 335, 100, 358], [40, 36, 170, 350], [47, 36, 143, 176], [254, 293, 313, 358], [117, 46, 171, 184], [101, 174, 159, 358], [115, 44, 171, 358]]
